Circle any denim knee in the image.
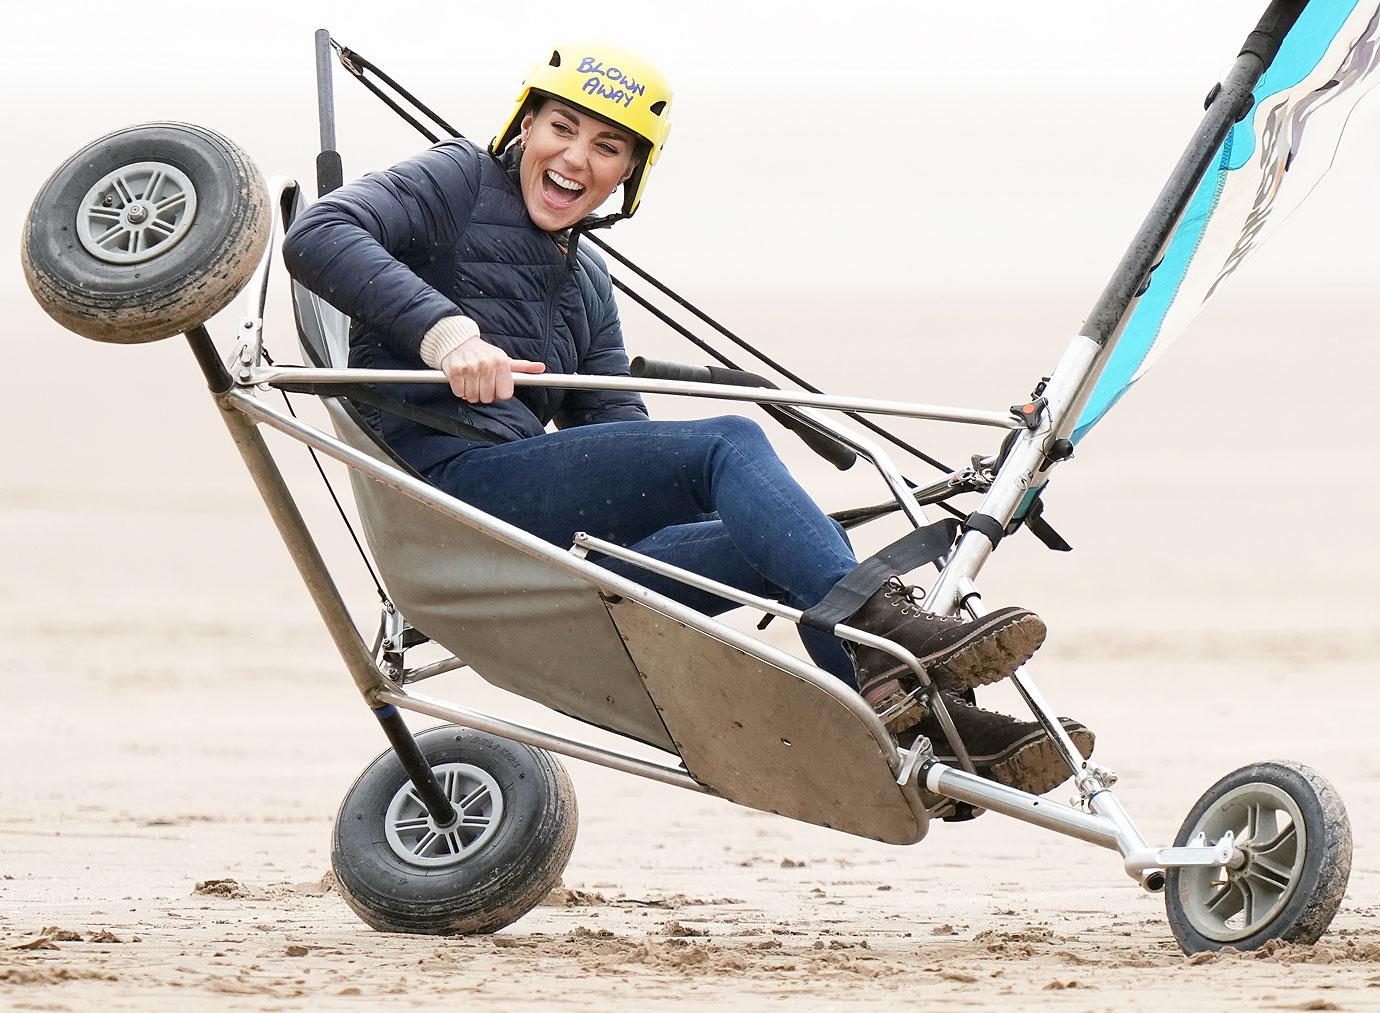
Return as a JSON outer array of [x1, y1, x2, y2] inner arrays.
[[828, 517, 853, 550], [700, 414, 768, 448]]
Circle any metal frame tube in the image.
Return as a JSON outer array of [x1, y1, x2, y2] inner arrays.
[[924, 763, 1120, 850], [214, 400, 389, 701], [229, 175, 297, 375], [788, 406, 936, 530], [925, 334, 1102, 614], [377, 688, 705, 792], [314, 29, 337, 153], [400, 655, 467, 684], [248, 365, 1020, 429], [220, 388, 904, 770]]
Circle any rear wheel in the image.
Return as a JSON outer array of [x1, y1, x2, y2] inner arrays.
[[1165, 761, 1351, 954], [332, 724, 578, 935], [22, 121, 269, 344]]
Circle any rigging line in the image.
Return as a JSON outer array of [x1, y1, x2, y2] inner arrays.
[[265, 351, 390, 605], [324, 40, 957, 478], [589, 233, 957, 476], [324, 40, 964, 514], [614, 278, 966, 522], [345, 66, 442, 144], [333, 42, 464, 139]]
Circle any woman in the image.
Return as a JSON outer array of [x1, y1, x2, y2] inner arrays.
[[283, 41, 1094, 794]]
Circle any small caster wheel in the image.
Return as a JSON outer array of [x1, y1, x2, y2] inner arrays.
[[1165, 760, 1351, 954]]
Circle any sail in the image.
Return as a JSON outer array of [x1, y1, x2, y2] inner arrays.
[[1072, 0, 1380, 443]]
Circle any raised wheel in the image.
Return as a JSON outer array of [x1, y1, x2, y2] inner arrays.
[[332, 724, 578, 935], [22, 121, 269, 344], [1165, 760, 1351, 954]]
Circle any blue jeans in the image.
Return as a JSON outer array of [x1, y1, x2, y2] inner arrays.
[[424, 416, 859, 685]]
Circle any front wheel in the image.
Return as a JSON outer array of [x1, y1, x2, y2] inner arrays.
[[22, 121, 269, 344], [1165, 760, 1351, 954], [332, 724, 578, 935]]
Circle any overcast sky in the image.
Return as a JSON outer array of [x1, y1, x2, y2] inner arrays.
[[8, 0, 1378, 301], [6, 0, 1378, 621]]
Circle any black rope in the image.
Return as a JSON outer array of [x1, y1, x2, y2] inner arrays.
[[328, 35, 969, 526], [333, 41, 464, 140], [609, 280, 966, 524], [263, 351, 390, 605], [587, 233, 957, 477], [349, 71, 442, 143]]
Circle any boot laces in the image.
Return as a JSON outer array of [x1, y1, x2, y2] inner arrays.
[[881, 576, 924, 615], [882, 576, 966, 623]]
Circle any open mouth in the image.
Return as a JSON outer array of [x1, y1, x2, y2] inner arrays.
[[540, 168, 586, 209]]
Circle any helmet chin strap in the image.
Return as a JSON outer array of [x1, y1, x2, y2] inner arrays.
[[563, 211, 627, 261]]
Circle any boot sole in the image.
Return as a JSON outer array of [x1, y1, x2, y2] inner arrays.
[[861, 613, 1046, 732], [924, 613, 1047, 693], [937, 723, 1094, 797]]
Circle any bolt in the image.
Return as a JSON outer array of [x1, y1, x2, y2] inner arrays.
[[126, 203, 148, 224]]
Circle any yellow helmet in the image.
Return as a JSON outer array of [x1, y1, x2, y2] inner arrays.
[[491, 41, 672, 218]]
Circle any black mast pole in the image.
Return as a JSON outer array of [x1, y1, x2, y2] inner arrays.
[[315, 29, 344, 196]]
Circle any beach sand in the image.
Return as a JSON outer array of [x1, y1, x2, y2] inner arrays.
[[4, 276, 1380, 1010]]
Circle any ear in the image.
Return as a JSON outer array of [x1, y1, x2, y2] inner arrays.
[[519, 111, 534, 145], [618, 157, 637, 185]]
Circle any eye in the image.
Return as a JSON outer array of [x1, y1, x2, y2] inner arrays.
[[597, 143, 620, 155], [552, 121, 573, 135]]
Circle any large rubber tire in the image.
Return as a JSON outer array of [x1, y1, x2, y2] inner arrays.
[[332, 725, 578, 935], [22, 121, 269, 344], [1165, 760, 1351, 954]]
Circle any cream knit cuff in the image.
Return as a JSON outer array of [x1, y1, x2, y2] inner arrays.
[[419, 315, 482, 369]]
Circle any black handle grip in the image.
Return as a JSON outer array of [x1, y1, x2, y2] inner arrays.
[[316, 151, 343, 196], [767, 407, 857, 471], [631, 356, 775, 388], [630, 356, 711, 384], [629, 357, 856, 471]]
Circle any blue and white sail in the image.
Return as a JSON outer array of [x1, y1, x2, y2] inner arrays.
[[1072, 0, 1380, 443]]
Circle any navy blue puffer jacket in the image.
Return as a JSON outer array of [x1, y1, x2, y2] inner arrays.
[[281, 138, 648, 475]]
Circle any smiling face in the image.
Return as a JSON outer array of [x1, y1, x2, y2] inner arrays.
[[518, 100, 639, 232]]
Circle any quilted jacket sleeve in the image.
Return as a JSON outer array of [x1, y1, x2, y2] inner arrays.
[[281, 141, 481, 358], [554, 253, 649, 429]]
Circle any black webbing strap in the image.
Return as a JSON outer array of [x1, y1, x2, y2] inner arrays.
[[801, 518, 961, 633], [963, 512, 1005, 548], [274, 381, 503, 446], [1019, 495, 1072, 552]]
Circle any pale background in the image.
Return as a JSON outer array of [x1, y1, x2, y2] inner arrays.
[[5, 0, 1377, 636], [3, 2, 1379, 1008]]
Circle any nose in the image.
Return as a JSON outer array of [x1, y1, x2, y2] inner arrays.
[[558, 138, 592, 174]]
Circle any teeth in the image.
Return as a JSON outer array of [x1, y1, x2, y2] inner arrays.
[[546, 169, 584, 193]]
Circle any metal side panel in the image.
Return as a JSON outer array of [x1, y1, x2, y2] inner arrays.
[[608, 597, 926, 846], [322, 403, 677, 753]]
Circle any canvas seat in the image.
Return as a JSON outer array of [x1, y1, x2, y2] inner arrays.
[[286, 248, 927, 845]]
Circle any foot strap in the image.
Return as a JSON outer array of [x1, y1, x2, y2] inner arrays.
[[801, 518, 960, 633]]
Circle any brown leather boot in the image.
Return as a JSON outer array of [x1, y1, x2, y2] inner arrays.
[[843, 577, 1047, 731], [911, 692, 1095, 796]]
